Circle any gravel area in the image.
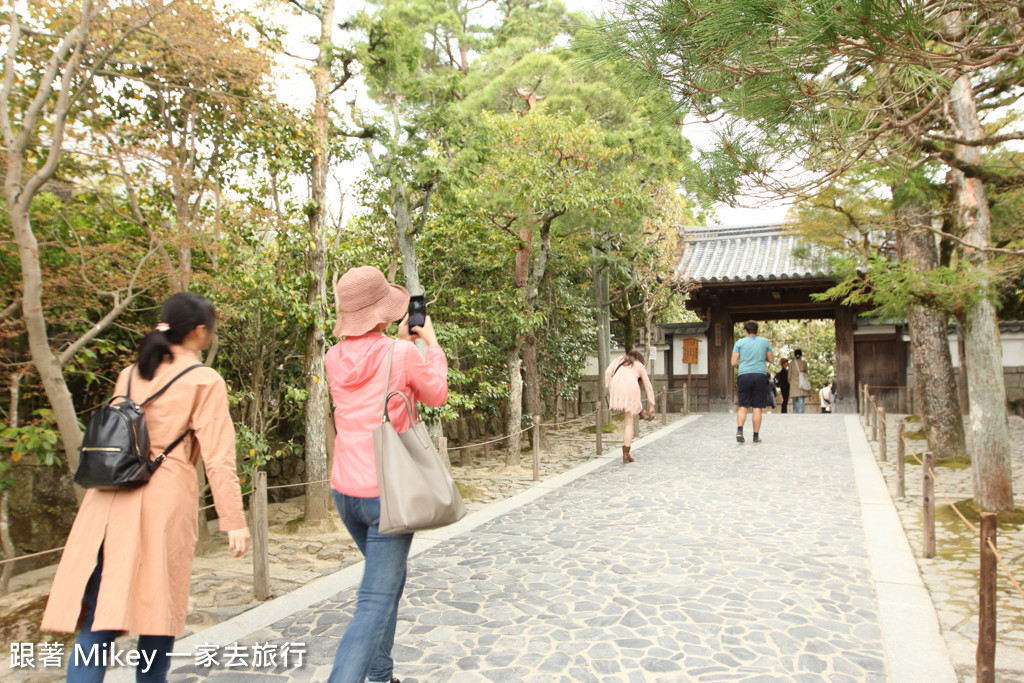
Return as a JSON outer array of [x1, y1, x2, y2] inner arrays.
[[868, 412, 1024, 683]]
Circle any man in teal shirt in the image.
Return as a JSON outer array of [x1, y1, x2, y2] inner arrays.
[[731, 320, 774, 443]]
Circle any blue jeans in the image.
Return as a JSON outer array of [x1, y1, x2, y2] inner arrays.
[[329, 491, 414, 683], [66, 546, 175, 683], [793, 396, 806, 413]]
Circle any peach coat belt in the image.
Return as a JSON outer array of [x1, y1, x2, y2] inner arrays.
[[41, 348, 245, 637]]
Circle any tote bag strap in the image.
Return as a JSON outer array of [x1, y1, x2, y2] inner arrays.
[[378, 341, 398, 423], [383, 390, 416, 424]]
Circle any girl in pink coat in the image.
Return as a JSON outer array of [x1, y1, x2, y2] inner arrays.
[[604, 350, 656, 463], [42, 292, 250, 683]]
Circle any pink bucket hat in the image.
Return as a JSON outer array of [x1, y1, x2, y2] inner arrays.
[[333, 266, 409, 338]]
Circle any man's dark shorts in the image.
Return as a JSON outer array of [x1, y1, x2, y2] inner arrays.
[[737, 373, 770, 409]]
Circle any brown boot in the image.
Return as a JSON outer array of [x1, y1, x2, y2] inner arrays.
[[622, 445, 634, 463]]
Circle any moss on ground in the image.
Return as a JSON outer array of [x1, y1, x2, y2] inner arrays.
[[455, 481, 486, 499], [903, 455, 971, 470], [936, 499, 1024, 530], [583, 423, 617, 434]]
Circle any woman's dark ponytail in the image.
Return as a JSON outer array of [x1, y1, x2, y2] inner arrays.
[[137, 292, 217, 379]]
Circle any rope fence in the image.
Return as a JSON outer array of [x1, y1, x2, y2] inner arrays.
[[1, 385, 682, 587], [861, 382, 1024, 679]]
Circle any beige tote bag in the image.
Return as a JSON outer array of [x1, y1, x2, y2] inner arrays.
[[372, 343, 466, 535]]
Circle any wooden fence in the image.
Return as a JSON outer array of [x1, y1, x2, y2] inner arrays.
[[861, 383, 1024, 681]]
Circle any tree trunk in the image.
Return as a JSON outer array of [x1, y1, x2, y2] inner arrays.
[[949, 74, 1014, 512], [896, 206, 966, 461], [521, 215, 555, 423], [3, 2, 95, 497], [522, 330, 540, 431], [11, 204, 83, 470], [505, 349, 523, 466], [592, 234, 611, 406], [2, 371, 25, 594], [302, 0, 336, 524], [393, 186, 421, 295]]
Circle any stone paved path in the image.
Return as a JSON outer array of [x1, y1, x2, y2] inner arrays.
[[155, 414, 953, 682]]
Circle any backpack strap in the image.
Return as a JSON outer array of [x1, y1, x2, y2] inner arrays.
[[127, 363, 205, 467], [139, 364, 204, 406]]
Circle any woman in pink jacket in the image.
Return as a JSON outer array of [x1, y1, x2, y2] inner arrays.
[[325, 266, 449, 683], [605, 350, 656, 463]]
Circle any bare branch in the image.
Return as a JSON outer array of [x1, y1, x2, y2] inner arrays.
[[0, 298, 20, 323], [57, 247, 162, 366], [287, 0, 323, 19]]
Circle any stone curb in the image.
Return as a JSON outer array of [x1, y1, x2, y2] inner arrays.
[[845, 414, 957, 682]]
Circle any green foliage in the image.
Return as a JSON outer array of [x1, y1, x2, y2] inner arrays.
[[1, 0, 710, 514], [814, 255, 987, 321], [741, 320, 837, 391], [0, 410, 62, 469]]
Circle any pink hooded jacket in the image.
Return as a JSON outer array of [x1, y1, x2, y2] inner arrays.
[[326, 332, 449, 497]]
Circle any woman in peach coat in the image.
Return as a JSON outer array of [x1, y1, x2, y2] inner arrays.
[[604, 350, 656, 463], [41, 292, 250, 682]]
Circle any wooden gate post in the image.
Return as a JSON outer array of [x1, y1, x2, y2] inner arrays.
[[896, 422, 906, 498], [878, 407, 887, 461], [977, 512, 998, 682], [594, 400, 603, 455], [923, 452, 936, 558], [660, 389, 668, 425], [252, 470, 270, 601]]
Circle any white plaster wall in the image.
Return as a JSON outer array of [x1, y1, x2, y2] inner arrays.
[[1002, 333, 1024, 368], [902, 331, 1024, 368], [583, 344, 670, 377]]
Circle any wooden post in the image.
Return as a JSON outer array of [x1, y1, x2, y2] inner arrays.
[[252, 471, 270, 601], [923, 452, 936, 558], [594, 400, 603, 455], [870, 398, 878, 441], [977, 512, 998, 682], [908, 385, 914, 415], [483, 440, 491, 461], [433, 436, 452, 471], [878, 407, 887, 461], [862, 384, 869, 419], [660, 388, 668, 425], [532, 414, 540, 482], [897, 422, 906, 498], [555, 395, 561, 425], [687, 362, 693, 413]]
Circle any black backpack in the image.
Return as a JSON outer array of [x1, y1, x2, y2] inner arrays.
[[74, 364, 203, 490]]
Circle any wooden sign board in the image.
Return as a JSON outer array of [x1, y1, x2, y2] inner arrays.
[[682, 337, 700, 365]]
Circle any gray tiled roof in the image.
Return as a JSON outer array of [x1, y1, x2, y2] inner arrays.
[[676, 224, 834, 284]]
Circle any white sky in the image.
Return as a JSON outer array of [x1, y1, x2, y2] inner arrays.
[[262, 0, 792, 228]]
